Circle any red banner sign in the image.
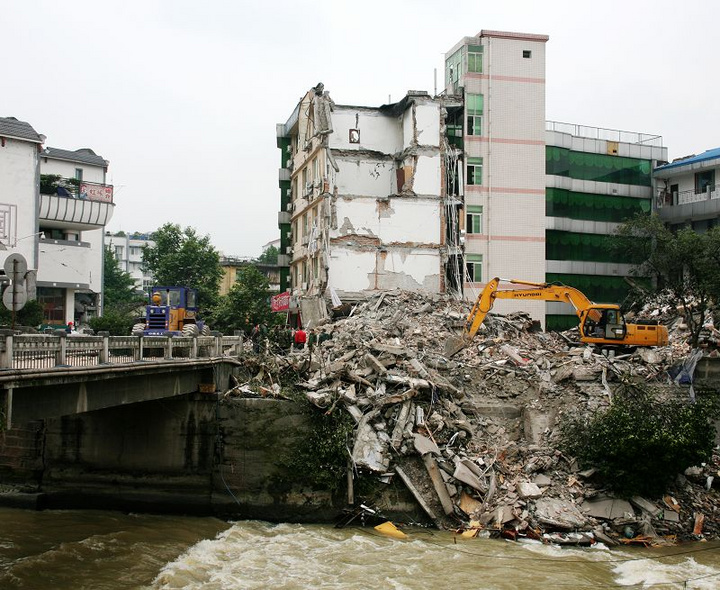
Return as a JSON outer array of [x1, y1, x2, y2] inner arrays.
[[271, 292, 290, 312], [80, 182, 114, 203]]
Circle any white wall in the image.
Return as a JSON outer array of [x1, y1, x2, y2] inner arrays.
[[41, 156, 105, 183], [0, 138, 39, 271]]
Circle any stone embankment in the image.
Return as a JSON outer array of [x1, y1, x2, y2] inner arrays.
[[236, 290, 720, 545]]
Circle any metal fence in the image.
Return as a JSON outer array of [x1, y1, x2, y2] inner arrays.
[[0, 333, 242, 371]]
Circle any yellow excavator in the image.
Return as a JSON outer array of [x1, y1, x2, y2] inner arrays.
[[446, 277, 668, 356]]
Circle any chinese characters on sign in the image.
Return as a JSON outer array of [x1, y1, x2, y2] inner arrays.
[[79, 182, 113, 203], [271, 292, 290, 312]]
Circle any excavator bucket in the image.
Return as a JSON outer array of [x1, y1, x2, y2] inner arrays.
[[444, 333, 469, 358]]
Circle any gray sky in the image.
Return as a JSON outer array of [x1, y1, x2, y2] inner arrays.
[[4, 0, 718, 256]]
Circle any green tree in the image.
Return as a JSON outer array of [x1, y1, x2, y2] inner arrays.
[[103, 246, 139, 307], [142, 223, 223, 311], [255, 244, 279, 265], [0, 297, 43, 328], [610, 214, 720, 347], [561, 381, 719, 497], [210, 266, 277, 334]]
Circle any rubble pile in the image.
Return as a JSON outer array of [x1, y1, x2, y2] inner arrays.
[[237, 290, 720, 545]]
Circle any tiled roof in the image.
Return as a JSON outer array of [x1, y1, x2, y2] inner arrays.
[[42, 147, 108, 167], [0, 116, 43, 143]]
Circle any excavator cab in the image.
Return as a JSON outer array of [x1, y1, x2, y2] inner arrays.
[[581, 307, 627, 341]]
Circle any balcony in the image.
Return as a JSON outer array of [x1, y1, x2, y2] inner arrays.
[[39, 178, 115, 229], [656, 185, 720, 224]]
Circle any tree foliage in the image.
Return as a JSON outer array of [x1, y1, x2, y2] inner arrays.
[[142, 223, 223, 311], [609, 214, 720, 346], [103, 246, 140, 308], [209, 265, 278, 334], [0, 297, 43, 328], [255, 244, 279, 265], [561, 381, 719, 497]]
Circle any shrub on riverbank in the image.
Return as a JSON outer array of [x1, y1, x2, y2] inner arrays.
[[560, 381, 720, 497]]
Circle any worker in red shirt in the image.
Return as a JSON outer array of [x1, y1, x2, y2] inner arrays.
[[293, 327, 307, 350]]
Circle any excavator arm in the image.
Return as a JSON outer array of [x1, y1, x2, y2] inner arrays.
[[464, 277, 595, 340]]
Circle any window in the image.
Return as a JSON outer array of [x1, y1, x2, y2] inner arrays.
[[466, 205, 483, 234], [467, 157, 483, 185], [75, 168, 83, 181], [466, 254, 483, 282], [445, 48, 463, 90], [114, 245, 124, 259], [466, 94, 483, 136], [468, 45, 483, 73], [523, 50, 532, 58], [695, 170, 715, 194], [546, 146, 651, 187], [130, 246, 142, 256]]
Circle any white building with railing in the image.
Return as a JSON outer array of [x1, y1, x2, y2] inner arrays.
[[654, 147, 720, 231], [0, 116, 114, 327]]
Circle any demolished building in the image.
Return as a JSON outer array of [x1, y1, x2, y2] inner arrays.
[[275, 30, 669, 331]]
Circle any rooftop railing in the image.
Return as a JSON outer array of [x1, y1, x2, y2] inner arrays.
[[546, 121, 663, 147]]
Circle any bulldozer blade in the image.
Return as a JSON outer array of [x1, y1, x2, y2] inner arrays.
[[444, 334, 468, 358]]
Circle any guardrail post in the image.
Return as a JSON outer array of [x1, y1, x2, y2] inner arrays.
[[99, 331, 109, 363], [135, 335, 143, 361], [165, 336, 173, 360], [55, 330, 67, 366], [212, 332, 222, 356], [191, 335, 198, 359], [1, 331, 13, 369]]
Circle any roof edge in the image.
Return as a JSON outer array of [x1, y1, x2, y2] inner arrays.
[[479, 30, 549, 42]]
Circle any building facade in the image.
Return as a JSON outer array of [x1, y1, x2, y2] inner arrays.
[[277, 85, 462, 310], [0, 116, 114, 327], [544, 123, 667, 329], [106, 231, 155, 293], [654, 147, 720, 231], [445, 30, 550, 322]]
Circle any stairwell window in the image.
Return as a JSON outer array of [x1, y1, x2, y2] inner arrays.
[[466, 205, 483, 234], [466, 94, 483, 136], [467, 157, 483, 185], [466, 254, 483, 282]]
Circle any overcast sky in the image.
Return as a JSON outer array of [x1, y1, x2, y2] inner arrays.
[[4, 0, 718, 256]]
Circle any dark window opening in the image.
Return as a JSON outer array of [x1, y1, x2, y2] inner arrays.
[[523, 50, 532, 58]]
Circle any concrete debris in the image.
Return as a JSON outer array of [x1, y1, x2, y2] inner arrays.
[[240, 288, 720, 544]]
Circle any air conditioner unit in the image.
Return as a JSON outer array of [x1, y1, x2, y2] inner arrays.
[[286, 202, 293, 212], [301, 282, 308, 290], [285, 246, 293, 255]]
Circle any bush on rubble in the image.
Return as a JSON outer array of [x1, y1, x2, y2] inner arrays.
[[560, 381, 719, 497]]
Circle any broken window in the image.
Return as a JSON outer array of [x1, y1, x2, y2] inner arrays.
[[468, 45, 483, 73], [695, 170, 715, 194], [465, 254, 482, 283], [466, 205, 483, 234], [467, 157, 483, 185], [445, 47, 464, 91], [466, 94, 483, 136]]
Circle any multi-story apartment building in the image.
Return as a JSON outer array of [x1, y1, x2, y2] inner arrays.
[[544, 123, 667, 329], [106, 231, 154, 293], [0, 116, 114, 326], [276, 84, 463, 312], [654, 147, 720, 231], [444, 30, 549, 323]]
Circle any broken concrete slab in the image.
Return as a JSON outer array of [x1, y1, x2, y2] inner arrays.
[[453, 460, 486, 493], [352, 416, 389, 472], [582, 498, 634, 520], [413, 433, 440, 456], [533, 474, 552, 487], [518, 482, 543, 499], [534, 498, 587, 530], [630, 496, 663, 518]]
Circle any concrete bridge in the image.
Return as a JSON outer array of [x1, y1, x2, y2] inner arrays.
[[0, 332, 243, 427]]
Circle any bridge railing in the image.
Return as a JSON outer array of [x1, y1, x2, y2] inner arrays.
[[0, 332, 243, 371]]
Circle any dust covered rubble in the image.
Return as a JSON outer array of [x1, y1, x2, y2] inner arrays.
[[253, 290, 719, 545]]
